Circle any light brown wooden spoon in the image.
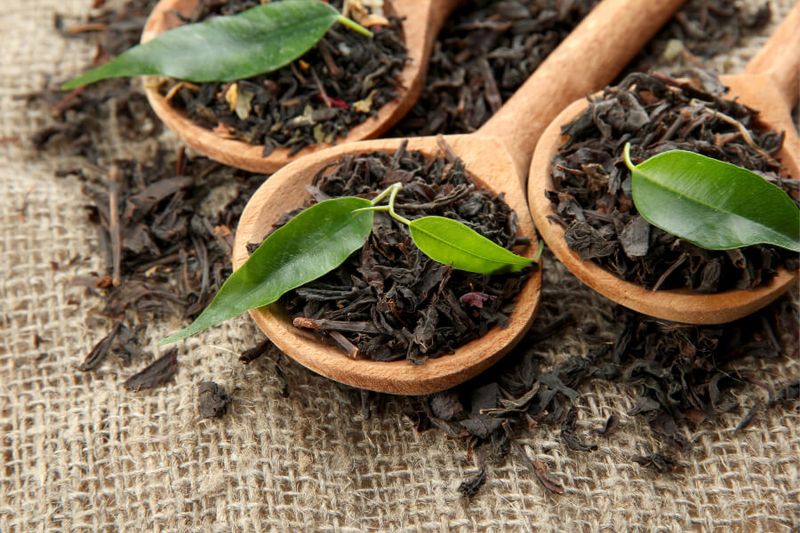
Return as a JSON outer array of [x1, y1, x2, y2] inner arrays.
[[529, 3, 800, 325], [232, 0, 686, 395], [141, 0, 462, 173]]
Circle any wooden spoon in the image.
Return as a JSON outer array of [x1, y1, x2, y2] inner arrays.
[[140, 0, 462, 173], [528, 3, 800, 325], [232, 0, 686, 395]]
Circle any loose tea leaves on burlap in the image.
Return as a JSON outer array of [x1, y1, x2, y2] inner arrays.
[[276, 141, 533, 363], [28, 0, 161, 158], [548, 71, 799, 292], [410, 291, 798, 494], [164, 0, 406, 155], [80, 150, 265, 322]]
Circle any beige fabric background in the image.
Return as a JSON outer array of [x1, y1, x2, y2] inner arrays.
[[1, 0, 798, 531]]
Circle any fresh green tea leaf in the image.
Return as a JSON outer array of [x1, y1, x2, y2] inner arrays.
[[627, 147, 800, 252], [161, 197, 374, 344], [408, 216, 533, 274], [64, 0, 345, 90]]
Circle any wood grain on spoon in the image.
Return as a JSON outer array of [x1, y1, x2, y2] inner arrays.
[[232, 0, 686, 395], [528, 3, 800, 325], [141, 0, 461, 173]]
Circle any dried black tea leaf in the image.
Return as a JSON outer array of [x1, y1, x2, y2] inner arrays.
[[460, 417, 504, 440], [458, 467, 487, 497], [239, 338, 277, 364], [633, 452, 679, 473], [560, 408, 597, 452], [77, 322, 122, 372], [511, 442, 565, 495], [430, 391, 465, 421], [619, 216, 650, 258], [595, 414, 619, 436], [735, 403, 762, 433], [198, 381, 231, 419], [125, 349, 178, 391]]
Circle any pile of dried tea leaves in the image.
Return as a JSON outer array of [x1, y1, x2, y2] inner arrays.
[[273, 141, 532, 363], [411, 291, 798, 493], [162, 0, 407, 155], [29, 0, 267, 386], [548, 72, 799, 292], [72, 148, 265, 377], [610, 299, 799, 444], [390, 0, 599, 136]]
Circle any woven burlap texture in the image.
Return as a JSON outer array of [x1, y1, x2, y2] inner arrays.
[[1, 0, 798, 531]]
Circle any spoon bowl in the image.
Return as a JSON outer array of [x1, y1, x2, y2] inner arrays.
[[141, 0, 459, 173], [232, 0, 687, 394], [233, 136, 540, 395], [529, 96, 799, 325], [528, 3, 800, 325]]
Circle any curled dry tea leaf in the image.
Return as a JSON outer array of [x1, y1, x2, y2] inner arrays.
[[408, 216, 533, 274], [626, 144, 800, 252], [64, 0, 371, 90], [161, 197, 374, 344]]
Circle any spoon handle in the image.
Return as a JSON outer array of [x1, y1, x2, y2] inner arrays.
[[425, 0, 465, 36], [476, 0, 686, 181], [745, 1, 800, 108]]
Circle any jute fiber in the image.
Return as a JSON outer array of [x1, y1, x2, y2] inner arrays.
[[1, 0, 798, 530]]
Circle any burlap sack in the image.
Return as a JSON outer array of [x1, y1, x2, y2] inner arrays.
[[1, 0, 798, 531]]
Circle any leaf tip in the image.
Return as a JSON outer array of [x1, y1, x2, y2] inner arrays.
[[158, 332, 183, 346], [61, 78, 82, 91]]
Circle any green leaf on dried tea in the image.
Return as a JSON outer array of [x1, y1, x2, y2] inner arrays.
[[626, 145, 800, 252], [160, 197, 374, 344], [63, 0, 367, 90], [408, 216, 533, 274]]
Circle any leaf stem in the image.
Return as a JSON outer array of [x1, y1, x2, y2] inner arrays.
[[386, 182, 412, 226], [336, 14, 373, 37], [370, 183, 397, 205], [623, 142, 636, 172], [364, 182, 412, 224], [698, 105, 778, 166]]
